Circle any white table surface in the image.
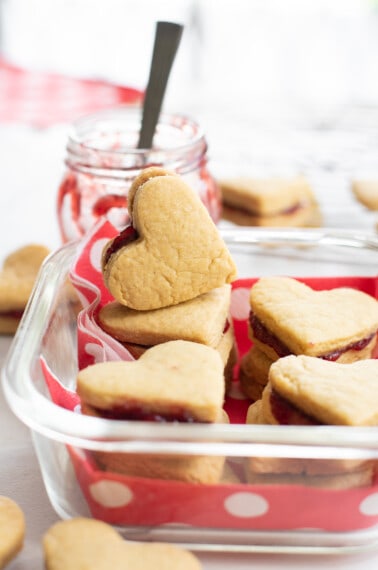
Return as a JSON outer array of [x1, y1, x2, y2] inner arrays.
[[1, 122, 378, 569]]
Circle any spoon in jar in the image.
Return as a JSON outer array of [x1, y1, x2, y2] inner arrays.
[[137, 21, 184, 149]]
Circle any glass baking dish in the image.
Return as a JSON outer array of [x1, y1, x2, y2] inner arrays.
[[2, 226, 378, 555]]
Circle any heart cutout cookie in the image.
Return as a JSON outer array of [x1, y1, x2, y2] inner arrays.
[[102, 168, 237, 310], [43, 518, 201, 570], [266, 354, 378, 426], [0, 496, 25, 568], [98, 284, 231, 347], [77, 340, 225, 422], [0, 244, 50, 333], [250, 277, 378, 358]]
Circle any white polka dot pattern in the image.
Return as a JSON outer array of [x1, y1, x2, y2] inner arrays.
[[359, 492, 378, 516], [230, 287, 251, 320], [89, 481, 133, 508], [224, 492, 269, 518]]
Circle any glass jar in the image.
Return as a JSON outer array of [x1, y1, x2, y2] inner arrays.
[[57, 106, 221, 242]]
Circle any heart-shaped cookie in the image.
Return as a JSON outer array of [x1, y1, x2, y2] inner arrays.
[[43, 518, 201, 570], [266, 354, 378, 426], [249, 277, 378, 360], [0, 496, 25, 569], [0, 244, 50, 334], [102, 167, 237, 310], [98, 284, 231, 347], [77, 340, 225, 423]]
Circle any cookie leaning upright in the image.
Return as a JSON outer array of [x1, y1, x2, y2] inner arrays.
[[101, 167, 237, 310]]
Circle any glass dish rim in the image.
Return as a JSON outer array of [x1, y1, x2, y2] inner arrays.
[[2, 227, 378, 452]]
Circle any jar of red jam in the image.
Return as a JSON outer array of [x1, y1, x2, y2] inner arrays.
[[57, 107, 221, 242]]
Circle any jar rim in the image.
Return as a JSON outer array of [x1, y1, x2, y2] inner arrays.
[[67, 105, 205, 155], [65, 105, 208, 176]]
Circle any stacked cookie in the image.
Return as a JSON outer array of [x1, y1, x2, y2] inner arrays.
[[98, 166, 238, 388], [240, 276, 378, 400], [78, 167, 238, 483], [245, 355, 378, 487]]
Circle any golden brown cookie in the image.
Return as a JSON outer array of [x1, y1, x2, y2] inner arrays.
[[102, 167, 237, 310], [120, 325, 237, 392], [85, 409, 228, 484], [351, 179, 378, 210], [245, 399, 265, 424], [0, 244, 50, 334], [239, 346, 273, 400], [245, 468, 374, 489], [0, 496, 25, 569], [246, 454, 373, 477], [220, 176, 320, 227], [43, 517, 202, 570], [244, 374, 374, 482], [222, 202, 320, 228], [264, 354, 378, 426], [93, 448, 226, 485], [98, 285, 231, 347], [77, 340, 225, 423], [249, 277, 378, 361]]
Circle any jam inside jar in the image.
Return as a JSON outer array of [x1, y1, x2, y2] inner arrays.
[[57, 107, 221, 242]]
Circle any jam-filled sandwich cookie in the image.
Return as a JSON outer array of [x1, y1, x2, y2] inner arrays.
[[262, 354, 378, 427], [43, 518, 202, 570], [0, 496, 25, 569], [0, 244, 50, 334], [98, 284, 237, 386], [245, 355, 378, 487], [77, 340, 226, 483], [102, 167, 237, 310], [220, 176, 320, 227], [249, 276, 378, 363]]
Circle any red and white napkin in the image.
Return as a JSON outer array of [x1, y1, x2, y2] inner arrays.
[[0, 59, 142, 127]]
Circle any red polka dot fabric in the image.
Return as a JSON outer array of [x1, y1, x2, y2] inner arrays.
[[40, 218, 378, 532], [0, 59, 142, 127]]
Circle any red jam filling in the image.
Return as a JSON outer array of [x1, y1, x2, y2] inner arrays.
[[249, 311, 376, 360], [223, 320, 230, 334], [270, 389, 320, 425], [93, 405, 203, 423], [103, 224, 139, 266], [0, 309, 24, 320], [249, 312, 291, 358]]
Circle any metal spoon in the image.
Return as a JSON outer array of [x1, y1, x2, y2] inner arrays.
[[137, 21, 184, 149]]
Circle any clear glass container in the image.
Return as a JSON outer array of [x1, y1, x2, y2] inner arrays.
[[57, 106, 220, 242], [2, 227, 378, 554]]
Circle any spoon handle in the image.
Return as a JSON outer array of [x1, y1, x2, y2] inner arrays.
[[137, 21, 184, 149]]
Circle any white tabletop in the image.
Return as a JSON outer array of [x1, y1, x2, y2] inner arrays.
[[1, 123, 378, 569]]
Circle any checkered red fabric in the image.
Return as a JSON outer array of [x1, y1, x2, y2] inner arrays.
[[0, 59, 143, 127]]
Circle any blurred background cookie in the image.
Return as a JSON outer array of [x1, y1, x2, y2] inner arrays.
[[351, 179, 378, 211], [0, 244, 50, 334], [0, 496, 25, 569], [43, 517, 201, 570], [219, 176, 321, 227]]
